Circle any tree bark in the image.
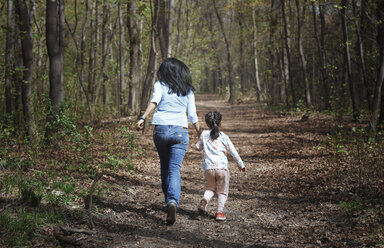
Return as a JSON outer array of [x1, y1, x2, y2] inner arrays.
[[212, 0, 235, 104], [312, 2, 330, 109], [281, 0, 296, 106], [118, 2, 126, 116], [5, 0, 14, 116], [140, 0, 159, 113], [352, 0, 371, 108], [127, 0, 141, 115], [46, 0, 65, 140], [15, 0, 37, 139], [174, 0, 183, 57], [238, 14, 246, 92], [93, 0, 110, 117], [252, 6, 262, 102], [158, 0, 174, 60], [341, 0, 360, 120], [370, 1, 384, 132], [296, 0, 311, 107]]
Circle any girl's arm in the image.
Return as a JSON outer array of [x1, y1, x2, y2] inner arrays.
[[225, 135, 245, 170], [136, 102, 157, 130]]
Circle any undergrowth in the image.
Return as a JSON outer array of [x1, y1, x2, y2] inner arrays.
[[323, 123, 384, 246], [0, 104, 141, 247]]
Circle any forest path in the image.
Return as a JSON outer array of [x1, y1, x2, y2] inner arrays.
[[92, 94, 354, 248]]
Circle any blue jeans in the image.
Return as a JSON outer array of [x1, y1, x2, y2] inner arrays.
[[153, 125, 189, 208]]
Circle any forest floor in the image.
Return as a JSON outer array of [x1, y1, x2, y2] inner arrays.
[[2, 94, 381, 247], [64, 94, 369, 248]]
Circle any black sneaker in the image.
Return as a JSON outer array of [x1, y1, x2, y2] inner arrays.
[[166, 202, 176, 225]]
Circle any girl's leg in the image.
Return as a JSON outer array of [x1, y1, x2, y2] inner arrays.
[[203, 190, 214, 202], [215, 169, 230, 212], [217, 194, 228, 212]]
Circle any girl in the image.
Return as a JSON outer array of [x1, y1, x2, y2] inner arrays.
[[196, 111, 246, 221], [136, 58, 201, 225]]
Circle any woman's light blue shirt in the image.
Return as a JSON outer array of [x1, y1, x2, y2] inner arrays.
[[150, 81, 199, 128], [151, 81, 199, 128]]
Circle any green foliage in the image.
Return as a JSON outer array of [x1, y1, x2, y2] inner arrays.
[[0, 208, 62, 247], [337, 199, 364, 216]]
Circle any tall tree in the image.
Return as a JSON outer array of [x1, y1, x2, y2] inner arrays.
[[341, 0, 360, 119], [370, 0, 384, 132], [352, 0, 371, 108], [127, 0, 141, 115], [296, 0, 311, 107], [281, 0, 296, 107], [118, 1, 126, 116], [252, 6, 262, 102], [212, 0, 235, 104], [46, 0, 65, 140], [312, 1, 330, 109], [15, 0, 37, 139], [5, 0, 14, 116], [158, 0, 174, 60], [140, 0, 159, 113]]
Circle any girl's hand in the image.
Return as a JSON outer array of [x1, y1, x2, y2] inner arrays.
[[136, 119, 144, 131], [239, 167, 246, 172]]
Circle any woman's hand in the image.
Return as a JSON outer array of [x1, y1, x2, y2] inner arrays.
[[239, 166, 246, 172], [136, 119, 145, 131]]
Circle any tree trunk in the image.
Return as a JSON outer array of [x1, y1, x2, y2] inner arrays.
[[158, 0, 174, 60], [118, 2, 126, 116], [212, 0, 235, 104], [296, 0, 311, 107], [353, 0, 372, 108], [15, 0, 37, 139], [127, 0, 141, 115], [174, 0, 183, 57], [311, 2, 330, 109], [281, 0, 296, 106], [370, 1, 384, 132], [66, 0, 93, 117], [140, 0, 159, 113], [46, 0, 65, 140], [238, 15, 246, 92], [252, 6, 262, 102], [5, 0, 14, 116], [92, 0, 111, 118], [341, 0, 360, 120], [268, 0, 278, 105]]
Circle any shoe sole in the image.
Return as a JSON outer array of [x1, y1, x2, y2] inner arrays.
[[215, 217, 226, 221], [166, 202, 176, 225]]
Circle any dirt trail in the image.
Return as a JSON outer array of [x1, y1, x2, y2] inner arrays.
[[89, 95, 355, 248]]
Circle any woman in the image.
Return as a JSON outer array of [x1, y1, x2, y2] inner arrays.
[[136, 58, 200, 225]]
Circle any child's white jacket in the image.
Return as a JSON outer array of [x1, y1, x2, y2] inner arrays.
[[196, 130, 245, 170]]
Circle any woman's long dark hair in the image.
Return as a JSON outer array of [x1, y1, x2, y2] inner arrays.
[[157, 58, 195, 96], [205, 111, 222, 140]]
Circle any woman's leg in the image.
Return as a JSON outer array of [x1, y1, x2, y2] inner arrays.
[[153, 126, 170, 203], [167, 126, 188, 206]]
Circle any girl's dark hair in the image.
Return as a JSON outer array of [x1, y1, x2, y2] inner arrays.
[[157, 58, 195, 96], [205, 111, 222, 140]]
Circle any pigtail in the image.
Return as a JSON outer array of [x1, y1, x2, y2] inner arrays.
[[210, 122, 220, 140], [205, 111, 222, 140]]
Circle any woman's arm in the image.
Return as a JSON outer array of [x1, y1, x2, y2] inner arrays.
[[136, 102, 157, 130], [193, 121, 201, 137]]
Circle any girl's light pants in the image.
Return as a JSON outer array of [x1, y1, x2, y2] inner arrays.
[[203, 169, 230, 212]]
